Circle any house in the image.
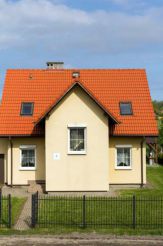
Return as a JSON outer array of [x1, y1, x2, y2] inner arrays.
[[0, 62, 158, 191]]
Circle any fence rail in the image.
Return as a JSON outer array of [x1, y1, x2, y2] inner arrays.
[[0, 190, 11, 228], [31, 193, 163, 229]]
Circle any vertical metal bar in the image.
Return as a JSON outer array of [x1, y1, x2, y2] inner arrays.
[[82, 195, 86, 228], [133, 195, 136, 229], [0, 189, 2, 220], [35, 191, 38, 224], [8, 194, 11, 228], [31, 193, 36, 228]]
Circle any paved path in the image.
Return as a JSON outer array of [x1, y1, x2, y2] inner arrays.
[[14, 196, 31, 230], [2, 185, 29, 198], [0, 235, 163, 245], [2, 185, 31, 230]]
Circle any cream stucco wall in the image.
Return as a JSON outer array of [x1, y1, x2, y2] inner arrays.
[[45, 86, 109, 191], [7, 137, 45, 185], [0, 138, 8, 183], [109, 137, 146, 184]]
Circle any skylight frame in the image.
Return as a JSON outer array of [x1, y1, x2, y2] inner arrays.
[[20, 102, 34, 116], [119, 102, 133, 116]]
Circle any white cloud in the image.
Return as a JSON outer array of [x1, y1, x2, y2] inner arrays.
[[0, 0, 163, 54]]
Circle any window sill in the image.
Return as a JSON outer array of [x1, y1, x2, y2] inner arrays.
[[115, 167, 132, 170], [68, 151, 86, 155], [19, 167, 36, 171]]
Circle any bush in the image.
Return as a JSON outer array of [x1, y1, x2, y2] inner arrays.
[[158, 153, 163, 165]]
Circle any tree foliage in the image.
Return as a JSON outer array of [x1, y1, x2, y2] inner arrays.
[[153, 100, 163, 117], [152, 101, 163, 148]]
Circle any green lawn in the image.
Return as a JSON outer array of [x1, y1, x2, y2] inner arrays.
[[2, 165, 163, 234], [0, 197, 26, 228], [35, 165, 163, 230], [120, 165, 163, 196]]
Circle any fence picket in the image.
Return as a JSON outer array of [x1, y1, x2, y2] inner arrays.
[[82, 195, 86, 228], [132, 195, 136, 229], [8, 194, 11, 228], [0, 189, 2, 220], [31, 195, 163, 229], [31, 193, 36, 228]]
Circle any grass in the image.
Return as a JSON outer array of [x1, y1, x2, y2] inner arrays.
[[34, 165, 163, 232], [37, 195, 163, 230], [0, 197, 26, 228], [120, 165, 163, 196], [1, 165, 163, 235]]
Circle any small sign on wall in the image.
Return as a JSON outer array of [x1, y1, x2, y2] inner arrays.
[[53, 153, 60, 160]]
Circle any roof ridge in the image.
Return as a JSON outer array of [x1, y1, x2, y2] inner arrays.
[[6, 68, 146, 71]]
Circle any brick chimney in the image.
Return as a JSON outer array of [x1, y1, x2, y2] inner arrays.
[[46, 62, 64, 69]]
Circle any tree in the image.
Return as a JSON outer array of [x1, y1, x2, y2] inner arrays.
[[158, 119, 163, 152]]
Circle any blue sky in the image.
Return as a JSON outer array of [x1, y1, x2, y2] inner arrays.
[[0, 0, 163, 100]]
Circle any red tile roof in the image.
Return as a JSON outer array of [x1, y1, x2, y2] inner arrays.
[[0, 68, 158, 136]]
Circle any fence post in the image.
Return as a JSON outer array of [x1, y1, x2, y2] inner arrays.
[[0, 189, 2, 220], [8, 194, 11, 228], [35, 191, 39, 224], [132, 195, 136, 229], [31, 193, 36, 228], [82, 195, 86, 228]]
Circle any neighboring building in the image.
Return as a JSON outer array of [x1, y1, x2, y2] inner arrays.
[[0, 63, 158, 191]]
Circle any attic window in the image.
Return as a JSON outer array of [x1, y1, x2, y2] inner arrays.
[[120, 102, 132, 115], [21, 102, 34, 116], [72, 71, 80, 78]]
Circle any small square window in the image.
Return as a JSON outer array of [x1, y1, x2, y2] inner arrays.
[[21, 102, 34, 116], [20, 145, 36, 170], [120, 102, 132, 115], [116, 145, 132, 169], [68, 126, 86, 154]]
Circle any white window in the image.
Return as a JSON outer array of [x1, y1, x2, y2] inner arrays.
[[20, 145, 36, 170], [115, 145, 132, 169], [68, 125, 86, 154]]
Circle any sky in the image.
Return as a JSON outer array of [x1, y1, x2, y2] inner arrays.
[[0, 0, 163, 100]]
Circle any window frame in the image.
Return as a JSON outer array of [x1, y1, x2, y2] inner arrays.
[[20, 102, 34, 116], [119, 102, 133, 116], [67, 124, 87, 155], [19, 145, 36, 170], [115, 145, 132, 170]]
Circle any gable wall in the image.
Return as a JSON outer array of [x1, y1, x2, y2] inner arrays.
[[45, 86, 109, 191]]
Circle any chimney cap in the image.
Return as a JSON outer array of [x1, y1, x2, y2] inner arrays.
[[46, 61, 64, 69]]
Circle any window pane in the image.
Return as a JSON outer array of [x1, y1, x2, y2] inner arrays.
[[77, 139, 84, 151], [70, 139, 84, 151], [69, 128, 85, 152], [78, 129, 84, 140], [70, 129, 78, 140], [124, 148, 130, 158], [117, 147, 131, 167], [21, 148, 35, 167], [120, 103, 132, 115], [21, 103, 33, 115], [70, 139, 78, 151]]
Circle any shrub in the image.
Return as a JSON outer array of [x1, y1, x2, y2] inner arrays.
[[158, 153, 163, 165]]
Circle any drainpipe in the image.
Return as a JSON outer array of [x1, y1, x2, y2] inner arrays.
[[9, 137, 13, 187], [140, 137, 145, 188]]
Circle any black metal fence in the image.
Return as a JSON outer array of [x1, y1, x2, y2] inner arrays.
[[31, 193, 163, 229], [0, 190, 11, 228]]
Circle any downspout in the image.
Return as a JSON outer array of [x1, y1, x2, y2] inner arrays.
[[140, 137, 145, 188], [9, 137, 13, 187]]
